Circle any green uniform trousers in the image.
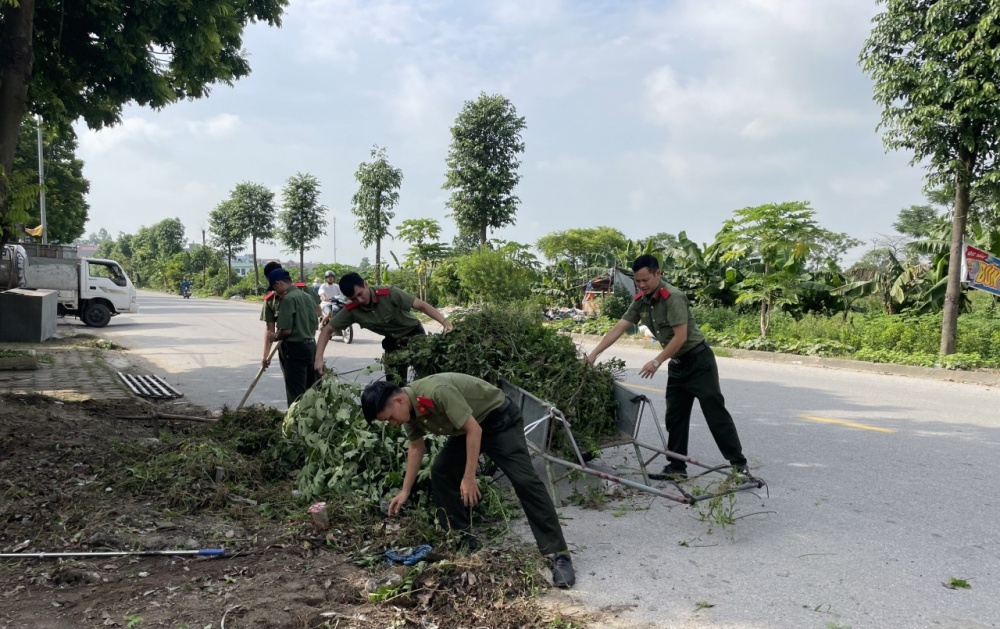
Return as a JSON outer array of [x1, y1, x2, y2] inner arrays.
[[278, 338, 317, 407], [665, 346, 747, 467], [431, 402, 568, 556]]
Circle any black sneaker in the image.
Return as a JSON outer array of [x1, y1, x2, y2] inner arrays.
[[457, 534, 480, 553], [552, 553, 575, 588], [649, 465, 688, 481]]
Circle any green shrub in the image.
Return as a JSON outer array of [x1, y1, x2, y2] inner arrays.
[[599, 294, 631, 320], [454, 249, 536, 303]]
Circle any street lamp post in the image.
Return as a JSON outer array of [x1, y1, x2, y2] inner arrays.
[[36, 115, 47, 245]]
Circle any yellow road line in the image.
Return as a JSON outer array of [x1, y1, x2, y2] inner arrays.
[[623, 383, 663, 394], [797, 414, 896, 433]]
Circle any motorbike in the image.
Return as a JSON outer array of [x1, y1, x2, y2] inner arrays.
[[322, 295, 353, 344], [181, 286, 191, 299]]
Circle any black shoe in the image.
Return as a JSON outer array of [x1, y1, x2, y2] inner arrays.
[[457, 534, 480, 553], [552, 553, 575, 588], [649, 465, 688, 481], [731, 464, 754, 481]]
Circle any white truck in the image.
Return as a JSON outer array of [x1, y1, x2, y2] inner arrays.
[[0, 243, 139, 328]]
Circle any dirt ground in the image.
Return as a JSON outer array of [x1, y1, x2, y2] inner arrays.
[[0, 393, 591, 629]]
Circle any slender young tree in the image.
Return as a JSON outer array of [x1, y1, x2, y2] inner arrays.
[[443, 93, 526, 246], [861, 0, 1000, 355], [715, 202, 828, 337], [230, 182, 276, 292], [351, 145, 402, 284], [208, 200, 246, 289], [279, 173, 327, 282]]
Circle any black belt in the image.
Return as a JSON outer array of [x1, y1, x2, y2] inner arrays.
[[673, 341, 709, 365]]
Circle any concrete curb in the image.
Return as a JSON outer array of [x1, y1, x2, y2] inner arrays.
[[568, 333, 1000, 388]]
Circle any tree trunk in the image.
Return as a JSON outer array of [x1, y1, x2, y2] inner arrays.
[[299, 248, 305, 282], [251, 238, 259, 294], [0, 0, 36, 249], [480, 221, 487, 247], [226, 252, 232, 288], [940, 154, 973, 356], [760, 300, 770, 337], [375, 238, 382, 284]]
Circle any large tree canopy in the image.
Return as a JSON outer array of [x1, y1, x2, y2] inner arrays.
[[861, 0, 1000, 354], [0, 0, 288, 243]]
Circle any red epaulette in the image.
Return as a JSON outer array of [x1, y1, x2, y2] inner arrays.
[[264, 291, 275, 301], [634, 291, 644, 301], [375, 287, 391, 297], [294, 281, 307, 289], [345, 301, 359, 311], [658, 287, 671, 300], [416, 396, 435, 415]]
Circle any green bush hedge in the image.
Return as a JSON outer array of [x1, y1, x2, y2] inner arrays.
[[549, 304, 1000, 369]]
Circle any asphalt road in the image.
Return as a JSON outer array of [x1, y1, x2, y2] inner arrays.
[[85, 292, 1000, 629]]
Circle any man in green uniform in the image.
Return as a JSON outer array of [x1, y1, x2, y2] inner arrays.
[[361, 374, 576, 588], [586, 255, 751, 480], [314, 272, 453, 379], [260, 262, 321, 371], [267, 268, 319, 406]]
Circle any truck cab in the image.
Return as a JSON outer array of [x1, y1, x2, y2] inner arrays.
[[2, 243, 139, 328], [71, 258, 140, 327]]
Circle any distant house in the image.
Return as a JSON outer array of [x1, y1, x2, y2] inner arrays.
[[232, 254, 256, 279]]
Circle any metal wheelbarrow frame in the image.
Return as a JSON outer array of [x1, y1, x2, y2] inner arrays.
[[500, 379, 763, 506]]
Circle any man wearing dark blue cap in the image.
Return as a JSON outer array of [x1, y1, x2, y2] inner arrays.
[[267, 267, 319, 406]]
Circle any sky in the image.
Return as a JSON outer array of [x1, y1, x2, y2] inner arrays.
[[74, 0, 928, 267]]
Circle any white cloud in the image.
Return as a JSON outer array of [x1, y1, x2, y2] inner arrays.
[[78, 118, 171, 154], [490, 0, 560, 26], [287, 0, 426, 64], [187, 114, 243, 138]]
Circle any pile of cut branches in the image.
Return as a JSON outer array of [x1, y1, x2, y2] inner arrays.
[[384, 303, 626, 455]]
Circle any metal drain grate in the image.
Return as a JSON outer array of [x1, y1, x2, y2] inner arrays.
[[117, 373, 184, 399]]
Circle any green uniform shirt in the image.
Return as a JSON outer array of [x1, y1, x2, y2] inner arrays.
[[329, 286, 421, 340], [623, 280, 705, 355], [261, 294, 280, 324], [402, 373, 506, 440], [261, 283, 319, 324], [274, 286, 319, 342]]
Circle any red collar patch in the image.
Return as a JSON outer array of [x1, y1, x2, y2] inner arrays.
[[633, 291, 644, 301], [345, 300, 359, 311], [416, 396, 435, 416], [375, 287, 391, 297], [264, 291, 275, 301], [656, 287, 671, 301]]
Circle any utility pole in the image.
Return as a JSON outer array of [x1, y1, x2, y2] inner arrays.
[[333, 216, 337, 264], [202, 229, 207, 284], [36, 115, 47, 245]]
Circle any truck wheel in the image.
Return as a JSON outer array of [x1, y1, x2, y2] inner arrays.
[[342, 325, 353, 344], [83, 303, 112, 328]]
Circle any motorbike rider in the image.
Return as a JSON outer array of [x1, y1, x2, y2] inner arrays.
[[318, 270, 345, 328], [180, 277, 192, 296]]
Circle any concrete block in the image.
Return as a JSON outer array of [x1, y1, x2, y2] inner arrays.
[[0, 288, 58, 342]]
